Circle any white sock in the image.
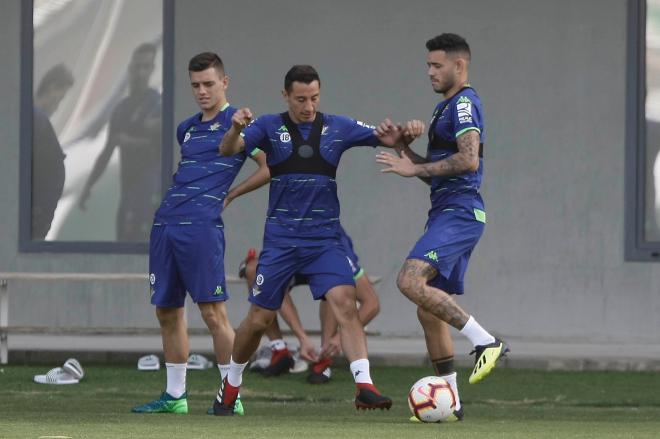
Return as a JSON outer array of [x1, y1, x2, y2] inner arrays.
[[460, 316, 496, 347], [439, 371, 461, 411], [349, 359, 373, 385], [218, 363, 230, 381], [227, 358, 248, 387], [165, 362, 187, 398], [269, 339, 287, 351]]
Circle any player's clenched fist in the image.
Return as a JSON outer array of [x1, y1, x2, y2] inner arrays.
[[403, 119, 425, 143], [232, 108, 253, 129]]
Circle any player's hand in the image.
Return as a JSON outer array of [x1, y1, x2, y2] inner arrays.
[[374, 118, 405, 149], [376, 150, 418, 177], [320, 333, 342, 358], [402, 119, 425, 145], [298, 337, 319, 363], [232, 108, 253, 130]]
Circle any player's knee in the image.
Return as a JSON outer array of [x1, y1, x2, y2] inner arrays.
[[396, 269, 417, 299], [156, 307, 183, 328], [246, 308, 276, 332], [200, 310, 222, 332], [332, 299, 359, 324]]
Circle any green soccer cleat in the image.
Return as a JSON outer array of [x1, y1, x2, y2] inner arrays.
[[132, 392, 188, 414], [469, 338, 509, 384], [207, 395, 244, 416]]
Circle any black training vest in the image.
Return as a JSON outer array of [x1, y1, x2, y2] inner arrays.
[[268, 112, 337, 178], [428, 86, 484, 157]]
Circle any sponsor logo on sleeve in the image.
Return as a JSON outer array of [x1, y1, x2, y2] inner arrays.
[[356, 120, 376, 129], [183, 132, 191, 143], [457, 96, 473, 124]]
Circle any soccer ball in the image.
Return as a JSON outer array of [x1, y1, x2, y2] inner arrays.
[[407, 376, 456, 422]]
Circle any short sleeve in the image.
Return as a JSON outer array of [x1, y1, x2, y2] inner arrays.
[[176, 120, 188, 146], [335, 116, 380, 151], [452, 94, 482, 139], [242, 117, 271, 155]]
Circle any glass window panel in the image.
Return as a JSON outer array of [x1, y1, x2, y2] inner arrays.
[[646, 0, 660, 242], [31, 0, 164, 243]]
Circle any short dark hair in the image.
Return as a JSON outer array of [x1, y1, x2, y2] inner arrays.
[[36, 64, 74, 98], [188, 52, 225, 75], [426, 33, 471, 60], [284, 65, 320, 93]]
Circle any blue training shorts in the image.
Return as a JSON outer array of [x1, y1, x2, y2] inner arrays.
[[149, 223, 229, 307], [407, 207, 485, 295], [285, 226, 363, 290], [250, 240, 355, 310]]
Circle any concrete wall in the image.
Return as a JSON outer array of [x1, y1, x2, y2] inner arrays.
[[2, 0, 658, 344]]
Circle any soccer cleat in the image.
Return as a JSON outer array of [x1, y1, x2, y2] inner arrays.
[[261, 348, 294, 377], [207, 395, 244, 416], [409, 407, 463, 423], [355, 385, 392, 410], [307, 358, 332, 384], [132, 392, 188, 414], [212, 378, 238, 416], [468, 338, 509, 384], [238, 248, 257, 279]]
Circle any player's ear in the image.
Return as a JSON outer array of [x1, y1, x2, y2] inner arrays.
[[455, 57, 467, 75], [281, 89, 288, 100]]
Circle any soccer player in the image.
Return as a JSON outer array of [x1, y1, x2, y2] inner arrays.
[[376, 33, 509, 421], [238, 224, 380, 384], [131, 52, 268, 415], [215, 65, 414, 415]]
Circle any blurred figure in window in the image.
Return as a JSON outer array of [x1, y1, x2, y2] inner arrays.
[[79, 43, 162, 241], [32, 64, 74, 240]]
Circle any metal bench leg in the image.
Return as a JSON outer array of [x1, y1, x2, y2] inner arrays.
[[1, 279, 8, 364]]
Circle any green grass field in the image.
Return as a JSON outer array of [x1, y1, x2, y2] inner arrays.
[[1, 365, 659, 438]]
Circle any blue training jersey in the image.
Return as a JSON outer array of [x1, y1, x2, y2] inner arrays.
[[154, 103, 254, 225], [243, 113, 379, 246], [427, 87, 485, 217]]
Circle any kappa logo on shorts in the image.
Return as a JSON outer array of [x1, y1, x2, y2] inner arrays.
[[149, 273, 156, 285], [424, 251, 439, 262], [213, 285, 223, 296], [256, 274, 264, 286]]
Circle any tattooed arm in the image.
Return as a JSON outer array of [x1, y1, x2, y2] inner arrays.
[[414, 130, 480, 177], [377, 129, 480, 179]]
